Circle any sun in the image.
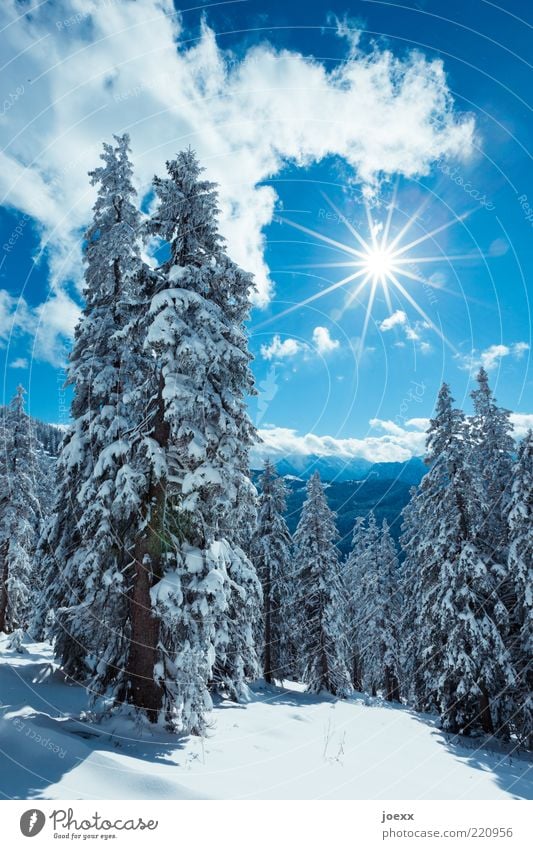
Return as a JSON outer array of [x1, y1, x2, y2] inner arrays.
[[261, 188, 472, 354], [361, 246, 397, 284]]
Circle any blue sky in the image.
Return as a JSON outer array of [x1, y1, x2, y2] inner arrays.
[[0, 0, 531, 462]]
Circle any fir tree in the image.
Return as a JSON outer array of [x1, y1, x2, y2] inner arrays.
[[122, 148, 260, 726], [44, 133, 145, 683], [401, 384, 514, 734], [399, 487, 426, 709], [343, 517, 366, 691], [347, 515, 401, 700], [505, 431, 533, 747], [0, 387, 43, 633], [469, 368, 517, 736], [43, 144, 259, 732], [210, 543, 262, 700], [470, 367, 514, 564], [251, 460, 293, 683], [293, 472, 351, 696], [373, 520, 401, 701]]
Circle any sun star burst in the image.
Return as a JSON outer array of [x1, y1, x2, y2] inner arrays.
[[259, 189, 477, 356], [361, 246, 397, 284]]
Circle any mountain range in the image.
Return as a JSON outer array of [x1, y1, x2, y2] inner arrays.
[[252, 456, 426, 556]]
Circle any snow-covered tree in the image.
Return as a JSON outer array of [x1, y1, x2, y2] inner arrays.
[[343, 516, 367, 691], [436, 539, 515, 735], [468, 368, 518, 737], [42, 144, 259, 732], [293, 472, 351, 696], [251, 460, 293, 683], [369, 519, 401, 701], [210, 544, 262, 700], [399, 487, 426, 709], [346, 515, 401, 700], [505, 431, 533, 747], [470, 367, 514, 564], [0, 387, 43, 633], [120, 148, 260, 726], [401, 384, 514, 734], [43, 133, 145, 682]]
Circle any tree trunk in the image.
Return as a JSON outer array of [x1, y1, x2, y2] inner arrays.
[[124, 377, 169, 722], [0, 541, 9, 634], [479, 687, 494, 735], [352, 652, 362, 691], [391, 677, 401, 702], [125, 527, 163, 721], [384, 667, 401, 702], [384, 667, 392, 701], [264, 571, 272, 684]]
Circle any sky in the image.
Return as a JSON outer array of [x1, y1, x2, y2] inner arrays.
[[0, 0, 531, 463]]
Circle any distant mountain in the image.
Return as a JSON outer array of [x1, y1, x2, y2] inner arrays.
[[266, 455, 426, 485], [252, 457, 426, 557], [283, 476, 414, 556]]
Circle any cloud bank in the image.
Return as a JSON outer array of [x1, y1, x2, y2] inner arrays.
[[255, 419, 428, 465], [254, 413, 533, 465]]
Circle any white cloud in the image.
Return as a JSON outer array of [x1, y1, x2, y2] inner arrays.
[[0, 290, 35, 343], [482, 345, 511, 371], [379, 310, 432, 353], [405, 325, 420, 341], [0, 0, 475, 364], [456, 342, 530, 372], [254, 412, 533, 465], [329, 13, 363, 56], [488, 238, 509, 257], [312, 326, 339, 354], [9, 357, 28, 369], [255, 418, 428, 464], [511, 342, 529, 357], [33, 291, 81, 366], [260, 335, 304, 361], [0, 286, 79, 367], [261, 327, 340, 360], [379, 310, 407, 331], [510, 413, 533, 439]]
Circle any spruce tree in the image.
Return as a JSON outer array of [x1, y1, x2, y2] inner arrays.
[[343, 517, 366, 691], [469, 368, 517, 736], [356, 514, 382, 697], [0, 387, 43, 633], [293, 472, 351, 696], [401, 384, 514, 734], [399, 487, 427, 709], [251, 460, 293, 683], [42, 144, 259, 731], [347, 515, 401, 700], [470, 367, 514, 564], [43, 133, 146, 683], [123, 149, 260, 726], [374, 519, 401, 701], [505, 431, 533, 747]]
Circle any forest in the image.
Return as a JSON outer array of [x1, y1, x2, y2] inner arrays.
[[0, 135, 531, 752]]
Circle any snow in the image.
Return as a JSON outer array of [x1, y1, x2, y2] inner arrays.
[[150, 570, 182, 608], [167, 266, 188, 282], [1, 636, 531, 801]]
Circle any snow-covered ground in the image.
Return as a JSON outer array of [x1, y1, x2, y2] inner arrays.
[[0, 636, 531, 800]]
